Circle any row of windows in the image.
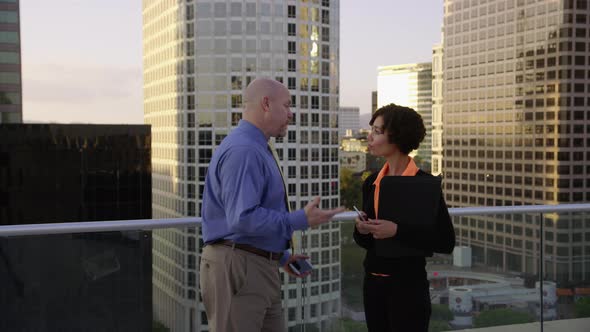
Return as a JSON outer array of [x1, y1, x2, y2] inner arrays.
[[446, 0, 564, 17], [453, 215, 590, 230], [457, 230, 590, 256], [179, 64, 335, 89], [445, 63, 590, 84], [448, 51, 590, 74], [444, 137, 590, 150], [444, 124, 590, 136], [455, 220, 590, 242], [188, 162, 339, 182], [0, 91, 20, 105], [446, 148, 589, 162], [185, 131, 339, 148], [181, 93, 336, 112], [287, 181, 339, 197], [445, 178, 589, 196], [0, 31, 18, 44], [187, 113, 338, 131], [446, 191, 588, 205], [0, 11, 18, 25], [230, 75, 331, 94], [445, 160, 589, 176]]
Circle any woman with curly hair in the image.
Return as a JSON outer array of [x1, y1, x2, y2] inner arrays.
[[353, 103, 455, 332]]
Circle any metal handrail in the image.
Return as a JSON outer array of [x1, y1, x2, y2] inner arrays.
[[1, 203, 589, 237]]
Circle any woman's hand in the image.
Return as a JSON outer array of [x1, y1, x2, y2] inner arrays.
[[355, 212, 371, 235], [364, 219, 398, 239]]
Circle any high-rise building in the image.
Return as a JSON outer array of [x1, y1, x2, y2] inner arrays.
[[0, 0, 22, 123], [142, 1, 341, 330], [432, 43, 444, 176], [442, 0, 590, 284], [377, 63, 433, 172], [338, 106, 359, 139], [371, 90, 378, 114], [0, 124, 152, 331]]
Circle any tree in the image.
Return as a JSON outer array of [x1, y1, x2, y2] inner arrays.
[[575, 297, 590, 318], [473, 308, 534, 328], [340, 168, 363, 209]]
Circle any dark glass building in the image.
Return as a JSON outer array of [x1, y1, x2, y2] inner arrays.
[[0, 124, 152, 331], [0, 0, 22, 123]]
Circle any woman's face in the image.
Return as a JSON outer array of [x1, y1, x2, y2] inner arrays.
[[367, 116, 397, 157]]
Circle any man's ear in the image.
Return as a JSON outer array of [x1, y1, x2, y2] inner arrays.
[[261, 96, 270, 112]]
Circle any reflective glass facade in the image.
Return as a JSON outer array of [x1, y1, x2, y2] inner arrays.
[[442, 0, 590, 284], [0, 0, 21, 123], [143, 1, 341, 330], [0, 124, 152, 331]]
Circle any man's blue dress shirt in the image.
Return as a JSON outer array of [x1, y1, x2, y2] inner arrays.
[[201, 120, 308, 263]]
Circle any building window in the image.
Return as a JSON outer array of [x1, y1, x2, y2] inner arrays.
[[231, 95, 242, 108], [311, 96, 319, 109], [231, 112, 242, 126], [288, 5, 296, 18], [231, 76, 242, 90], [321, 27, 330, 42], [321, 10, 330, 24], [198, 149, 212, 163], [288, 130, 296, 143], [288, 166, 296, 179], [288, 59, 296, 72], [288, 23, 296, 36], [198, 131, 212, 145], [300, 95, 308, 108], [288, 41, 296, 54], [287, 77, 296, 90]]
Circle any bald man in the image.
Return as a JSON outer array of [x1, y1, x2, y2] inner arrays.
[[200, 78, 345, 332]]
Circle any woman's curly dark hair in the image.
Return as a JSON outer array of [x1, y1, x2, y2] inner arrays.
[[369, 103, 425, 155]]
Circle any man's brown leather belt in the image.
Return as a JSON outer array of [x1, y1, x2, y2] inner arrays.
[[214, 239, 282, 261]]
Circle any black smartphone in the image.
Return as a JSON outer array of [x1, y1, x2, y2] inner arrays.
[[353, 205, 367, 221], [289, 258, 313, 275]]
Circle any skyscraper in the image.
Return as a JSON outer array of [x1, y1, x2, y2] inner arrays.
[[338, 106, 359, 139], [0, 0, 22, 123], [377, 63, 433, 172], [432, 43, 444, 176], [143, 1, 341, 330], [442, 0, 590, 284]]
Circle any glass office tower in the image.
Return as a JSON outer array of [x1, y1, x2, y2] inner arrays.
[[143, 1, 341, 330], [0, 0, 22, 123], [442, 0, 590, 284]]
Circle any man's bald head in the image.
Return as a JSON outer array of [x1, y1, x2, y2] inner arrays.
[[241, 78, 292, 139], [243, 78, 288, 111]]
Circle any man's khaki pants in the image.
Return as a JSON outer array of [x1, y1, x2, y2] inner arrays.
[[199, 244, 285, 332]]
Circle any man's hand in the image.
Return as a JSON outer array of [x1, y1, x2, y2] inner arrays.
[[364, 219, 398, 239], [304, 197, 346, 228], [282, 254, 311, 278], [355, 211, 371, 235]]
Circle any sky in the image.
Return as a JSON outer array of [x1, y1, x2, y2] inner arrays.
[[21, 0, 443, 124]]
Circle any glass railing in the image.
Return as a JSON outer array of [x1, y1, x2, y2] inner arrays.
[[1, 204, 589, 332], [0, 229, 153, 331], [297, 204, 590, 332]]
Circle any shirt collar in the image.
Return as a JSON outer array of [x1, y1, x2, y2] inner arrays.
[[238, 119, 268, 147], [373, 157, 419, 186]]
